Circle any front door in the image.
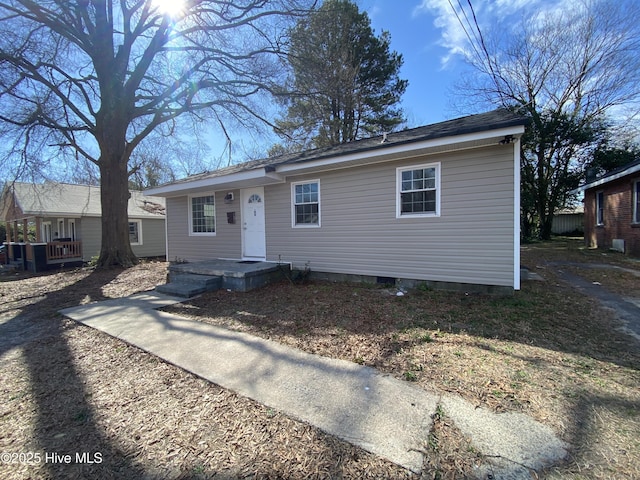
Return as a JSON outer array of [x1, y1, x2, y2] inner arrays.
[[242, 187, 266, 259]]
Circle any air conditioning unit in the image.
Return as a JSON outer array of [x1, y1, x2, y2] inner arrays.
[[612, 239, 625, 253]]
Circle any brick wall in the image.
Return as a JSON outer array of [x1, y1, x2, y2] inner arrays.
[[584, 174, 640, 256]]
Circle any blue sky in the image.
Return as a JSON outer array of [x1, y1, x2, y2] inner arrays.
[[209, 0, 639, 163], [361, 0, 469, 127]]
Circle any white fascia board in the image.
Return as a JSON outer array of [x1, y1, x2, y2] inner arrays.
[[513, 137, 521, 291], [573, 163, 640, 193], [144, 169, 284, 197], [276, 126, 525, 174], [19, 211, 89, 218]]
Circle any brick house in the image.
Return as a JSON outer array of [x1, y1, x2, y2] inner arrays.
[[574, 160, 640, 256]]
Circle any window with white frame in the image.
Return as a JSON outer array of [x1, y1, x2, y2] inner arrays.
[[68, 219, 77, 241], [190, 195, 216, 235], [596, 191, 605, 226], [397, 163, 440, 217], [634, 180, 640, 224], [292, 180, 320, 227], [128, 220, 142, 245], [42, 222, 52, 242]]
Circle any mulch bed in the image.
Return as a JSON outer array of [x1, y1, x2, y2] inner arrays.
[[1, 242, 639, 479]]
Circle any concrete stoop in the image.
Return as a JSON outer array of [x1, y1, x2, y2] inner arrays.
[[156, 273, 222, 298], [155, 259, 287, 298]]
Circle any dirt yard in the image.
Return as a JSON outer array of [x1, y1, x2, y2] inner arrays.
[[1, 240, 639, 479]]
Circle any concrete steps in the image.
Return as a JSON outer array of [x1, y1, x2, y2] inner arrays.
[[156, 273, 222, 298]]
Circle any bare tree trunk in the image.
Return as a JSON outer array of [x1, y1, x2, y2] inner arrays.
[[97, 157, 137, 267]]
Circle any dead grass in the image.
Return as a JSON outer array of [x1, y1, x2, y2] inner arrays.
[[1, 240, 639, 479]]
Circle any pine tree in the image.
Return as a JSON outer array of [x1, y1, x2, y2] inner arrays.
[[275, 0, 407, 150]]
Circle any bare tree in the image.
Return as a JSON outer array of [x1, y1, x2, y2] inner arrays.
[[448, 0, 640, 239], [0, 0, 313, 266]]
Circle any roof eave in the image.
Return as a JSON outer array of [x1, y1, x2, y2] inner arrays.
[[276, 125, 525, 175], [144, 168, 285, 197], [146, 124, 525, 197], [572, 163, 640, 193]]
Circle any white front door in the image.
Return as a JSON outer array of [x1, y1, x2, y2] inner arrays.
[[242, 187, 266, 259]]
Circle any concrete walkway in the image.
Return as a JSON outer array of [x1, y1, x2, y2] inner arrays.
[[61, 292, 568, 478]]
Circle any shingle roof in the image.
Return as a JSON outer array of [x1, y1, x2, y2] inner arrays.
[[164, 108, 528, 187], [574, 158, 640, 192], [4, 182, 165, 219]]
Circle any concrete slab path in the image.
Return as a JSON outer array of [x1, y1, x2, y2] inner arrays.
[[61, 292, 568, 478]]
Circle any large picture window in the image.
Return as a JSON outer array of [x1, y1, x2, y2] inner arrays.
[[397, 163, 440, 217], [292, 180, 320, 227], [190, 195, 216, 235]]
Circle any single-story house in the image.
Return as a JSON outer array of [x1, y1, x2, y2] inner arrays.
[[146, 109, 528, 293], [1, 182, 166, 270], [573, 159, 640, 256]]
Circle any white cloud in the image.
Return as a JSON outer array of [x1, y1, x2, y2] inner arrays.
[[413, 0, 582, 66]]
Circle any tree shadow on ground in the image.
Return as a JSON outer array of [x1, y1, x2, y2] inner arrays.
[[0, 267, 147, 478], [1, 267, 419, 480], [163, 260, 640, 477]]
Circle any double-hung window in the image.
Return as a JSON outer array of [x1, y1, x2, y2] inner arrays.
[[397, 163, 440, 217], [128, 220, 142, 245], [634, 181, 640, 224], [292, 180, 320, 227], [596, 191, 605, 226], [190, 195, 216, 235]]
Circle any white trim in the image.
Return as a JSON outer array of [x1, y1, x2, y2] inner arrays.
[[395, 162, 441, 218], [633, 180, 640, 224], [128, 219, 143, 245], [56, 218, 65, 239], [42, 221, 52, 242], [291, 179, 321, 228], [164, 202, 169, 261], [145, 169, 285, 196], [574, 162, 640, 193], [144, 126, 525, 197], [513, 138, 521, 291], [241, 187, 267, 260], [68, 219, 77, 241], [596, 190, 605, 226], [278, 126, 525, 175], [188, 193, 217, 236]]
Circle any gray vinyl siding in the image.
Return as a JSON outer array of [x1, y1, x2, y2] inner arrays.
[[131, 218, 166, 258], [165, 191, 241, 262], [79, 217, 102, 262], [264, 145, 516, 287], [80, 217, 166, 261]]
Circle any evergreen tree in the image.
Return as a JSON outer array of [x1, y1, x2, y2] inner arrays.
[[275, 0, 407, 150]]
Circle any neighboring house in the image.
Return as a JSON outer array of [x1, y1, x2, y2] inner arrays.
[[0, 182, 166, 270], [573, 159, 640, 256], [551, 206, 584, 235], [146, 109, 528, 293]]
